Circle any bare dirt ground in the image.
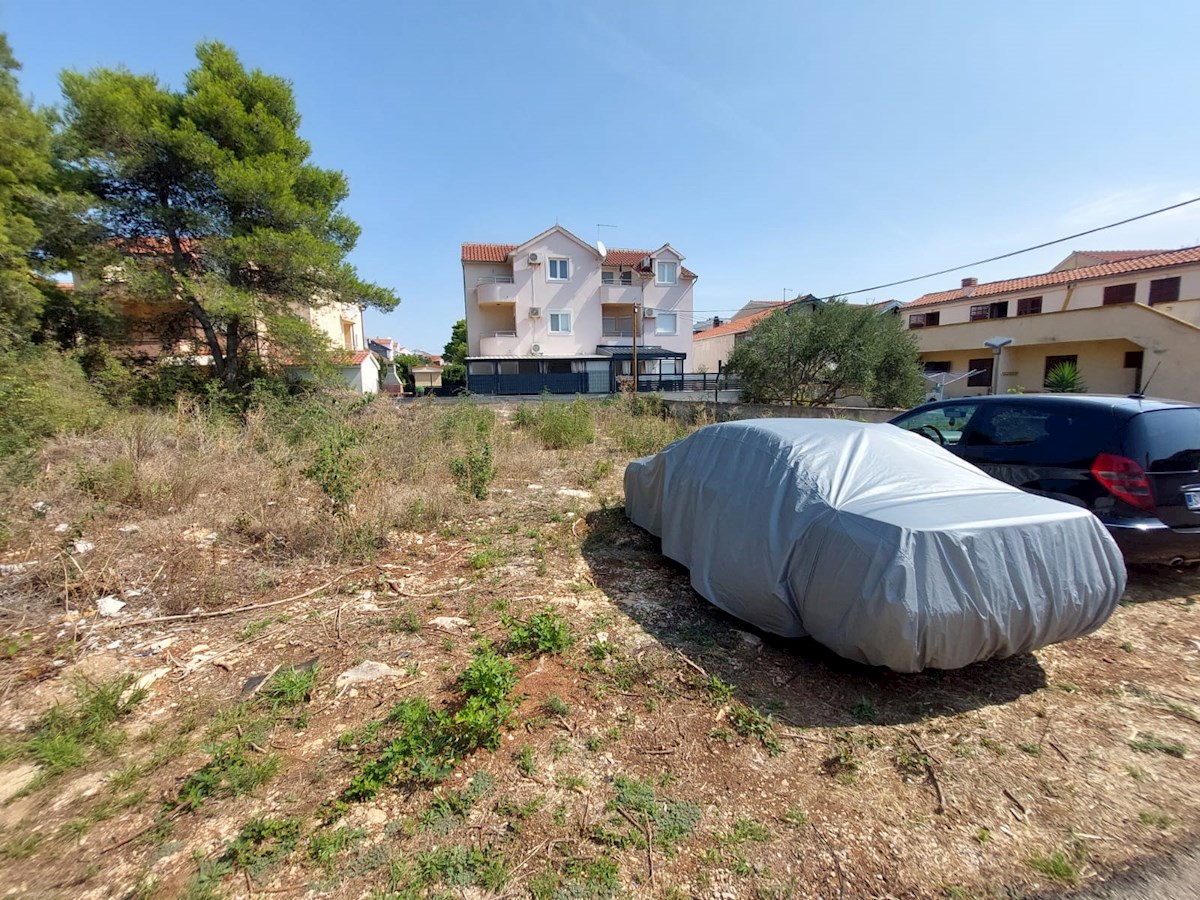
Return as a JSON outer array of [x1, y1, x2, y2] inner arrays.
[[2, 406, 1199, 899]]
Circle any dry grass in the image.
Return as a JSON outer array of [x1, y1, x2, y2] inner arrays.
[[0, 392, 1198, 899]]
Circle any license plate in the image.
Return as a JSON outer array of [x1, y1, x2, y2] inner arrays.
[[1186, 490, 1200, 511]]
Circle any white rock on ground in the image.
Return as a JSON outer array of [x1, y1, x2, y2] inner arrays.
[[96, 596, 126, 617], [428, 616, 471, 634], [557, 488, 592, 499], [335, 661, 407, 695], [72, 540, 95, 554]]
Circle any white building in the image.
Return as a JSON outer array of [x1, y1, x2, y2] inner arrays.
[[461, 225, 696, 394]]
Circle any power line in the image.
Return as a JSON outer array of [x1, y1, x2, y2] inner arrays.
[[821, 195, 1200, 300]]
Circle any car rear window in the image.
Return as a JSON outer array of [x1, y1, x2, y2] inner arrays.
[[1125, 409, 1200, 473], [960, 403, 1123, 464]]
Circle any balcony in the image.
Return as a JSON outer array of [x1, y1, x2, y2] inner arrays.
[[479, 331, 518, 356], [601, 314, 634, 339], [601, 283, 640, 304], [476, 276, 517, 306]]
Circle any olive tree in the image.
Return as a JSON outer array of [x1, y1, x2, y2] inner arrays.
[[727, 300, 924, 407]]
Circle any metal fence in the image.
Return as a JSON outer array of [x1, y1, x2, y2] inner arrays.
[[635, 372, 740, 393]]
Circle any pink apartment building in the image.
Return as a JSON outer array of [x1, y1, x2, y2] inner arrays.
[[461, 225, 696, 394]]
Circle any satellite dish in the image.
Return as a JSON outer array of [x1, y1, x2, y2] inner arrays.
[[596, 240, 607, 260]]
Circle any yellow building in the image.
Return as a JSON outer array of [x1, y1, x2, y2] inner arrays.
[[905, 248, 1200, 401]]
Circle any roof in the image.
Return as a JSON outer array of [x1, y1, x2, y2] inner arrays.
[[461, 241, 695, 278], [369, 337, 402, 350], [462, 243, 518, 263], [594, 345, 687, 359], [693, 306, 779, 340], [906, 246, 1200, 309], [1072, 250, 1169, 264], [332, 350, 374, 366], [905, 393, 1198, 416]]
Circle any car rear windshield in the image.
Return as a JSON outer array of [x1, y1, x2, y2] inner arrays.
[[1125, 409, 1200, 473], [959, 402, 1123, 464]]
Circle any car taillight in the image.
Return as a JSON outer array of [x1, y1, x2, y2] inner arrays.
[[1091, 453, 1154, 510]]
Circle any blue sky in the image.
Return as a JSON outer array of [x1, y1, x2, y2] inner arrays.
[[5, 1, 1200, 353]]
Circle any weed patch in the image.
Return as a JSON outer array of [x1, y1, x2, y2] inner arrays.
[[333, 646, 517, 814], [7, 674, 146, 787], [505, 608, 575, 656], [1129, 732, 1187, 758], [1028, 850, 1079, 885]]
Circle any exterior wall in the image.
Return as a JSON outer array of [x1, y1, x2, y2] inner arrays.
[[921, 340, 1141, 399], [463, 230, 694, 366], [913, 302, 1200, 401], [308, 301, 365, 351], [691, 333, 736, 373]]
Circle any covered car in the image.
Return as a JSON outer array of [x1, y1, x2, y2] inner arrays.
[[623, 418, 1125, 672]]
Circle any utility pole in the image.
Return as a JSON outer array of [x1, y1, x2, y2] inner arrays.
[[631, 303, 639, 394]]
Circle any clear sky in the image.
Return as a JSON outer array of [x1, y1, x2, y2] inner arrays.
[[5, 1, 1200, 353]]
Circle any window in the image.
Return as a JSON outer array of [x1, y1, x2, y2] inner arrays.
[[970, 301, 1008, 321], [1124, 350, 1144, 369], [1016, 296, 1043, 316], [1103, 282, 1136, 305], [620, 271, 633, 285], [967, 357, 993, 388], [1149, 276, 1181, 305], [497, 361, 519, 375], [660, 358, 681, 375], [601, 270, 615, 285], [468, 361, 494, 375], [656, 261, 677, 285], [1044, 354, 1078, 382], [654, 313, 677, 335], [548, 310, 571, 334], [891, 401, 982, 447], [909, 311, 940, 328], [547, 258, 570, 281], [545, 359, 573, 374], [923, 361, 952, 374], [602, 315, 633, 336]]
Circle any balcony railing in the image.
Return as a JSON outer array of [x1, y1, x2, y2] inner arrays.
[[479, 332, 518, 355], [477, 279, 518, 304], [601, 283, 641, 303]]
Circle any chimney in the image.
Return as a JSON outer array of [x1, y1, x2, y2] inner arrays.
[[712, 316, 721, 327], [961, 277, 977, 297]]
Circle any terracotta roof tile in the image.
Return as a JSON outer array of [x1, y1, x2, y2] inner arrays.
[[1073, 250, 1169, 263], [906, 246, 1200, 308], [461, 243, 517, 263], [693, 306, 779, 339]]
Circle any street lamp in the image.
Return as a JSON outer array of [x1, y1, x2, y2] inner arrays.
[[983, 336, 1014, 395]]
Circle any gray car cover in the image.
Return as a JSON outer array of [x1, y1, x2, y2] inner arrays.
[[623, 418, 1125, 671]]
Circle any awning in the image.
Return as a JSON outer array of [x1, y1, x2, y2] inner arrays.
[[594, 345, 686, 359]]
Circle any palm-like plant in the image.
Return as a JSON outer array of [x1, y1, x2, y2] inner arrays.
[[1044, 361, 1087, 393]]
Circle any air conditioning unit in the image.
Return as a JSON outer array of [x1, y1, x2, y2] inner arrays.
[[530, 343, 543, 355], [642, 307, 657, 319], [527, 252, 541, 264], [529, 306, 542, 318]]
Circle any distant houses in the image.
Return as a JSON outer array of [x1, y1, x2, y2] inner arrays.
[[903, 247, 1200, 400]]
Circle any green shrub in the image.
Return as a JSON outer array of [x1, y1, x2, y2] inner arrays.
[[611, 413, 685, 457], [305, 424, 360, 513], [0, 345, 107, 456], [450, 439, 494, 500], [526, 398, 596, 450]]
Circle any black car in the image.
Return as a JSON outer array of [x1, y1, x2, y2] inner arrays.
[[889, 394, 1200, 564]]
